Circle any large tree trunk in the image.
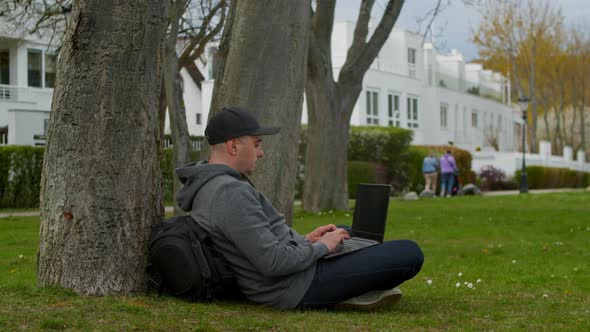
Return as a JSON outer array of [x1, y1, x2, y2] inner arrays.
[[303, 70, 355, 211], [208, 0, 310, 224], [163, 0, 191, 216], [37, 0, 168, 295], [302, 0, 403, 212]]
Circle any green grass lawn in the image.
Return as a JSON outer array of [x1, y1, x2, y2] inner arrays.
[[1, 192, 589, 331]]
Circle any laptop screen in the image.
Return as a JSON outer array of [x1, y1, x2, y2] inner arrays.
[[351, 183, 391, 242]]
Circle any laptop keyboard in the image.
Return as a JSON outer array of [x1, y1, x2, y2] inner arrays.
[[331, 237, 379, 254]]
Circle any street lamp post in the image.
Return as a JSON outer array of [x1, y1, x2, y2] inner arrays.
[[519, 96, 529, 194]]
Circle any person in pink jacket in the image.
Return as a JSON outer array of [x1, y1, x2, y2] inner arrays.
[[439, 150, 458, 197]]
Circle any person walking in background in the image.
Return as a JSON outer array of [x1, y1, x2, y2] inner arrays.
[[440, 150, 458, 197], [422, 152, 438, 193]]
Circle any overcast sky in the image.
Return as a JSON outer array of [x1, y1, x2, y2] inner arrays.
[[335, 0, 590, 61]]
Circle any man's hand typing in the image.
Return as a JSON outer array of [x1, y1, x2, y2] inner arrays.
[[318, 228, 351, 252]]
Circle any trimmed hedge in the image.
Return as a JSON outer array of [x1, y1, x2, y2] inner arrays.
[[404, 145, 473, 193], [160, 149, 201, 204], [348, 161, 378, 198], [0, 146, 198, 208], [0, 146, 45, 208], [297, 126, 415, 197], [515, 166, 590, 189]]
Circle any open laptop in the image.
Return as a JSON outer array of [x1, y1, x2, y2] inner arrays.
[[323, 183, 391, 259]]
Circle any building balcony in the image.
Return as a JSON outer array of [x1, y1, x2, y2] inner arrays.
[[0, 84, 53, 105]]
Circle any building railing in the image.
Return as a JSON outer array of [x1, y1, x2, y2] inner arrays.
[[0, 84, 53, 103], [435, 71, 505, 104], [0, 84, 19, 101], [164, 135, 204, 151], [472, 143, 590, 177]]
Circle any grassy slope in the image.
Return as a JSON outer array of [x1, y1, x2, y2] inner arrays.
[[1, 192, 589, 331]]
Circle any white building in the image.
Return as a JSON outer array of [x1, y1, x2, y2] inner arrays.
[[1, 20, 521, 153], [200, 21, 522, 152], [0, 19, 55, 146]]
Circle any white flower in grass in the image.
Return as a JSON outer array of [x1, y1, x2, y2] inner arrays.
[[458, 272, 463, 277], [456, 282, 461, 288], [476, 279, 482, 283], [543, 294, 549, 299], [555, 241, 563, 245], [18, 254, 24, 259], [512, 260, 517, 263], [426, 279, 432, 285], [467, 283, 474, 289], [573, 267, 579, 272], [550, 275, 555, 278], [464, 282, 468, 285], [344, 213, 350, 217]]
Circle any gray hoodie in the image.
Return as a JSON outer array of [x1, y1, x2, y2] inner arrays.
[[175, 161, 328, 309]]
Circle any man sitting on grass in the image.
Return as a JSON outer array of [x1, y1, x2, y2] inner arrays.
[[175, 106, 424, 310]]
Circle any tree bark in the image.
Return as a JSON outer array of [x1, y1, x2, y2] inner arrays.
[[302, 0, 404, 212], [37, 0, 168, 295], [208, 0, 310, 224], [163, 0, 191, 216]]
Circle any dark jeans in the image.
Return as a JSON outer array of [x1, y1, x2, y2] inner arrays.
[[297, 236, 424, 309], [441, 172, 455, 196]]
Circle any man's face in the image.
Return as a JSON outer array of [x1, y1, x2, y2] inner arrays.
[[235, 136, 264, 176]]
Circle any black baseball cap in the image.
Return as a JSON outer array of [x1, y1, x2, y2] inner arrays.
[[205, 106, 280, 145]]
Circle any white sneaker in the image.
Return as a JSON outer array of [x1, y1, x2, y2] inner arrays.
[[334, 288, 402, 311]]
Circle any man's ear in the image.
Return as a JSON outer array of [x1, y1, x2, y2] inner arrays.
[[226, 139, 239, 156]]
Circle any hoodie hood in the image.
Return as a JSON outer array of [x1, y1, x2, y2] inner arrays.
[[175, 161, 242, 212]]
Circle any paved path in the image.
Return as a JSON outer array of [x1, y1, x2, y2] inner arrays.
[[0, 206, 175, 219], [1, 188, 587, 219], [481, 188, 588, 196]]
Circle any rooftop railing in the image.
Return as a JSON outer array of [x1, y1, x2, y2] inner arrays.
[[435, 71, 505, 104]]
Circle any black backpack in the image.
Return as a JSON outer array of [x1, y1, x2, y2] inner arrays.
[[147, 215, 241, 301]]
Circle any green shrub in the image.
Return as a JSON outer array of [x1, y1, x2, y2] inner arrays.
[[0, 146, 45, 208], [402, 147, 429, 193], [297, 126, 415, 196], [414, 145, 472, 183], [347, 161, 378, 198], [515, 166, 590, 189], [0, 146, 200, 209], [161, 149, 201, 204], [348, 126, 414, 163], [403, 146, 473, 194]]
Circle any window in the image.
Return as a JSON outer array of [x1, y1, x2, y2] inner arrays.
[[471, 111, 478, 128], [366, 90, 379, 125], [463, 106, 468, 133], [0, 50, 9, 85], [407, 48, 416, 78], [28, 49, 42, 87], [387, 93, 400, 126], [45, 54, 57, 88], [407, 96, 419, 128], [440, 103, 448, 128], [408, 48, 416, 65], [196, 113, 202, 125]]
